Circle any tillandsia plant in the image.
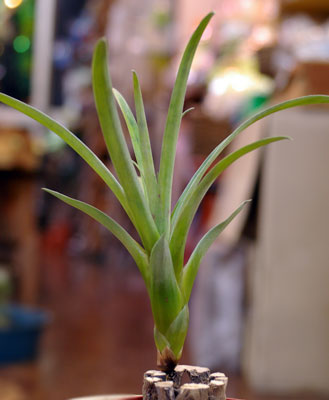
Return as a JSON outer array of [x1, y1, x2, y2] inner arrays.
[[1, 13, 329, 372]]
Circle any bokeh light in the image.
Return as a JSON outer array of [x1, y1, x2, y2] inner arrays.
[[13, 35, 30, 53], [4, 0, 23, 9]]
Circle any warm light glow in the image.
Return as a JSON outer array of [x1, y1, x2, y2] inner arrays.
[[4, 0, 23, 9], [209, 69, 254, 95], [232, 73, 252, 92]]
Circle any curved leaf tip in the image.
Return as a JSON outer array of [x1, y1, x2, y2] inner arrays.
[[96, 36, 107, 48]]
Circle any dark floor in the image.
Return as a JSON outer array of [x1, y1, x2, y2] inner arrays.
[[0, 246, 327, 400]]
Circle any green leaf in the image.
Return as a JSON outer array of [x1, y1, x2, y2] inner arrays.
[[43, 188, 150, 285], [172, 95, 329, 229], [157, 12, 214, 237], [132, 71, 159, 216], [0, 93, 131, 216], [182, 200, 250, 301], [170, 136, 289, 276], [154, 326, 170, 353], [149, 235, 184, 334], [182, 107, 195, 117], [164, 304, 189, 359], [113, 88, 150, 199], [113, 88, 144, 172], [92, 38, 159, 252]]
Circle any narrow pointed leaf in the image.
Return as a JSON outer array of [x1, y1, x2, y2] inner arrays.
[[154, 326, 170, 353], [157, 12, 214, 236], [170, 136, 289, 276], [132, 160, 142, 173], [132, 71, 158, 215], [172, 95, 329, 229], [0, 93, 130, 214], [113, 88, 150, 199], [113, 88, 144, 170], [43, 188, 149, 285], [182, 107, 195, 118], [182, 200, 250, 301], [149, 235, 183, 334], [92, 39, 159, 252], [164, 305, 189, 359]]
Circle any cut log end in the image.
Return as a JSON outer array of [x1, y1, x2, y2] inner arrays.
[[209, 380, 226, 400], [143, 377, 163, 400], [169, 365, 210, 388], [209, 373, 225, 381], [176, 383, 209, 400], [144, 370, 167, 380], [155, 381, 175, 400]]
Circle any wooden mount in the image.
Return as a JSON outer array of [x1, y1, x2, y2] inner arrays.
[[143, 366, 228, 400], [209, 381, 226, 400], [176, 383, 209, 400]]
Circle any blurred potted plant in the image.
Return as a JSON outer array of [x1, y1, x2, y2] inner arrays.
[[0, 267, 48, 364], [1, 11, 329, 400]]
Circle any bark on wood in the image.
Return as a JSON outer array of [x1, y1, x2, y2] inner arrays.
[[176, 383, 209, 400], [168, 365, 184, 389], [155, 381, 175, 400], [186, 366, 210, 384], [220, 377, 228, 391], [171, 365, 210, 388], [209, 380, 226, 400], [143, 377, 163, 400]]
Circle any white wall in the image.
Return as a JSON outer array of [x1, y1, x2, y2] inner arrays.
[[243, 108, 329, 394]]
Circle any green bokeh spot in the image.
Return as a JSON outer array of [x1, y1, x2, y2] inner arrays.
[[13, 35, 31, 53]]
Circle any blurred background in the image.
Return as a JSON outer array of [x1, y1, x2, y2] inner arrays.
[[0, 0, 328, 399]]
